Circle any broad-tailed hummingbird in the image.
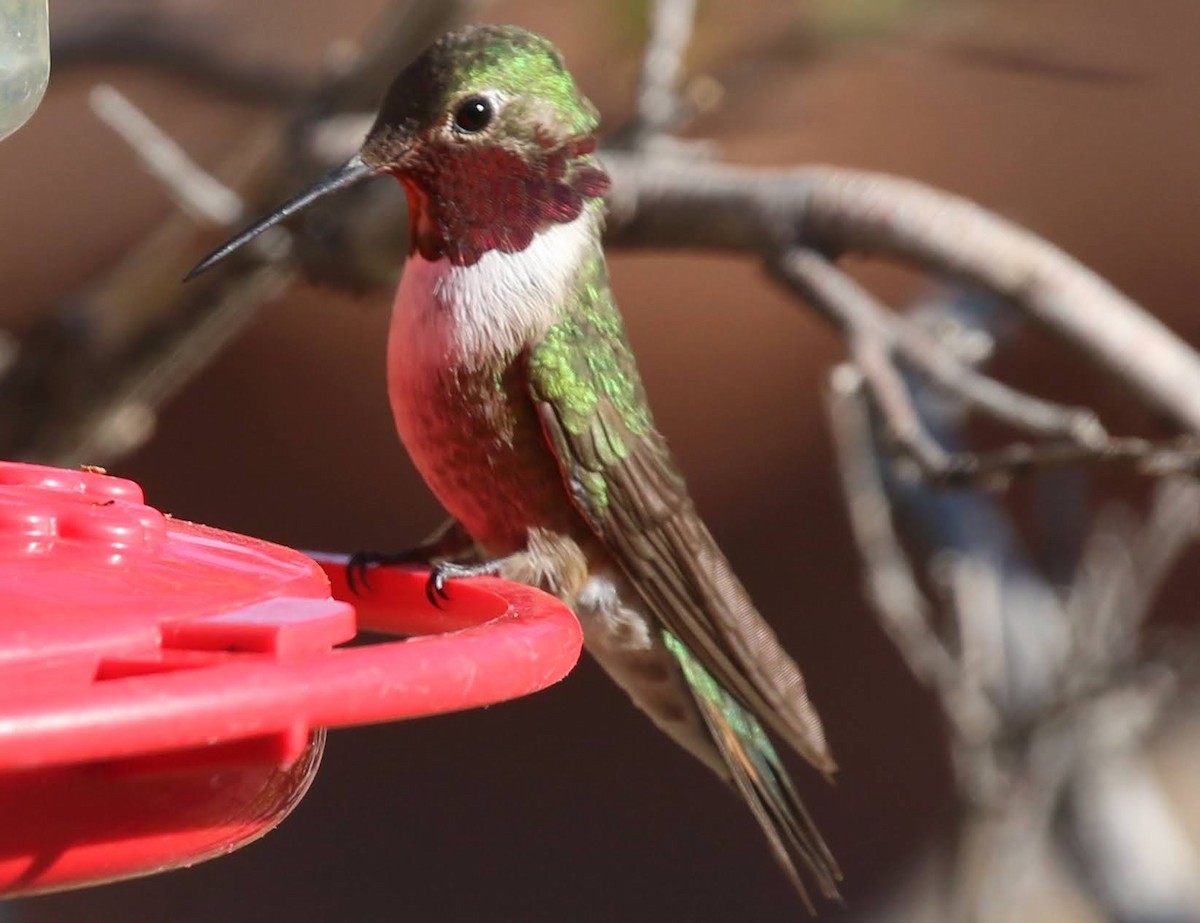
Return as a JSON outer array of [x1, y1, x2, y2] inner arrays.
[[189, 24, 839, 907]]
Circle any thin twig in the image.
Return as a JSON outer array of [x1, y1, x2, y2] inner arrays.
[[633, 0, 698, 143], [1121, 480, 1200, 628], [771, 248, 1109, 483], [825, 366, 969, 707], [777, 247, 1200, 488], [90, 84, 247, 228], [1066, 479, 1200, 686], [932, 436, 1200, 487], [770, 250, 1101, 443]]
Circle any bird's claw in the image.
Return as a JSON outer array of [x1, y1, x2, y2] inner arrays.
[[346, 551, 381, 596], [423, 560, 502, 609], [346, 549, 427, 596], [425, 567, 454, 609]]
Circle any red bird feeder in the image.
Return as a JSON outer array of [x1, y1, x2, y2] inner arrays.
[[0, 462, 582, 895]]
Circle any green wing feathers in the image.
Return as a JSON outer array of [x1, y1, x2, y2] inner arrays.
[[526, 253, 840, 899], [527, 254, 834, 772]]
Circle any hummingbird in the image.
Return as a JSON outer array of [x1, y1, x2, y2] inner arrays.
[[189, 24, 839, 907]]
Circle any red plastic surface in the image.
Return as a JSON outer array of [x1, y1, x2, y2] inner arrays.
[[0, 462, 582, 895]]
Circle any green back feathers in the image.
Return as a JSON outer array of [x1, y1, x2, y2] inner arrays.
[[528, 251, 651, 441], [527, 250, 654, 515]]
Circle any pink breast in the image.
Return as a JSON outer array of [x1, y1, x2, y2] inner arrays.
[[385, 291, 579, 555]]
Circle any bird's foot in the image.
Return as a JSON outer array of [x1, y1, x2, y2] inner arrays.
[[346, 548, 435, 596], [425, 559, 503, 608]]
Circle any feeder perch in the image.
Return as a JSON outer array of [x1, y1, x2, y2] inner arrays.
[[0, 462, 582, 895]]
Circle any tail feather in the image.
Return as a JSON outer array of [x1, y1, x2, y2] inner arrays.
[[663, 632, 841, 909]]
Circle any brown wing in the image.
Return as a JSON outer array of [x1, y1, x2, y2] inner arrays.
[[525, 304, 835, 774]]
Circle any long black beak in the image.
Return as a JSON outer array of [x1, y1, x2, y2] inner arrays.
[[184, 155, 380, 281]]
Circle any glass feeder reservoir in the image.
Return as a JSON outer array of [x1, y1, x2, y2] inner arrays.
[[0, 0, 49, 142]]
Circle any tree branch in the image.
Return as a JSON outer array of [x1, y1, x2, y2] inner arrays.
[[602, 155, 1200, 435], [772, 248, 1106, 482]]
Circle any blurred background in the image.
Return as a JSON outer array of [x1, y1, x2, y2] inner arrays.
[[4, 1, 1200, 920]]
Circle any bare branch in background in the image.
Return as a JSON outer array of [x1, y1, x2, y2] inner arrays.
[[632, 0, 697, 143], [89, 85, 248, 228], [773, 252, 1102, 441], [826, 366, 993, 740], [777, 248, 1105, 483], [0, 0, 475, 466], [602, 156, 1200, 433], [829, 292, 1200, 921], [607, 0, 721, 159], [918, 435, 1200, 487]]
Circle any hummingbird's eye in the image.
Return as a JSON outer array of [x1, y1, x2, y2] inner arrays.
[[452, 96, 494, 134]]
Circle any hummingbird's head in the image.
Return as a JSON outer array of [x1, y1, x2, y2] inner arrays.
[[187, 25, 609, 279], [362, 24, 611, 266]]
